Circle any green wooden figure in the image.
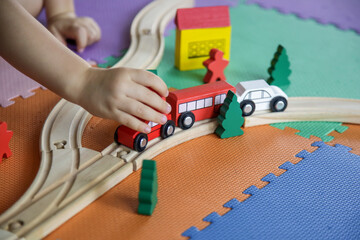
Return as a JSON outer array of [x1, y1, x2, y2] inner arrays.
[[267, 45, 291, 87], [215, 90, 244, 139], [138, 160, 158, 215]]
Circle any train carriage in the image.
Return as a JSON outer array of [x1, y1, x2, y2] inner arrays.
[[167, 81, 236, 129]]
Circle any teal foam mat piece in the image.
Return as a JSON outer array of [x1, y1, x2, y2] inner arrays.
[[157, 3, 360, 100], [270, 121, 348, 142]]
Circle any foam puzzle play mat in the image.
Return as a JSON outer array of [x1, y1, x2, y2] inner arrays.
[[1, 0, 360, 239]]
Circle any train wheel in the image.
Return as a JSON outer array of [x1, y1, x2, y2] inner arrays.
[[270, 96, 288, 112], [114, 126, 120, 144], [178, 112, 195, 130], [160, 120, 175, 139], [240, 100, 256, 116], [134, 133, 148, 152]]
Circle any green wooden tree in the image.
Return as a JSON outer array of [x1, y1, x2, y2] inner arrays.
[[267, 45, 291, 87], [215, 90, 244, 139], [138, 160, 158, 215]]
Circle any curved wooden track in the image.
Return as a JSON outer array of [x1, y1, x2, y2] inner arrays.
[[245, 97, 360, 127]]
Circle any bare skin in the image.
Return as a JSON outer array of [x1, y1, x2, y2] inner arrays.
[[0, 0, 171, 133]]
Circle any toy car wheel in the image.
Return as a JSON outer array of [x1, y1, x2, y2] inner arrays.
[[270, 96, 288, 112], [240, 100, 256, 116], [134, 133, 148, 152], [178, 112, 195, 130], [161, 120, 175, 139], [114, 126, 120, 144]]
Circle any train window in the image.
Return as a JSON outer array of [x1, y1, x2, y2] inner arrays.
[[263, 91, 271, 98], [187, 101, 196, 111], [214, 95, 221, 105], [205, 97, 213, 107], [179, 103, 186, 113], [220, 93, 226, 103], [196, 99, 205, 109], [251, 91, 262, 100]]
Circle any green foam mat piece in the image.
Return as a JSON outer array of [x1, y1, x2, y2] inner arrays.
[[157, 4, 360, 100], [270, 121, 348, 142]]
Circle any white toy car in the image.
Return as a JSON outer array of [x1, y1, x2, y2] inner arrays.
[[235, 79, 288, 116]]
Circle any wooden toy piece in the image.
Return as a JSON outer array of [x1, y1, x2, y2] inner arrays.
[[235, 79, 288, 117], [203, 48, 229, 83], [138, 160, 158, 215], [215, 90, 244, 138], [167, 81, 236, 130], [0, 121, 13, 162], [114, 113, 175, 152], [174, 6, 231, 71], [267, 45, 291, 87]]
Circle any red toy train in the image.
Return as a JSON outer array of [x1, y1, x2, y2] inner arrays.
[[114, 81, 236, 152]]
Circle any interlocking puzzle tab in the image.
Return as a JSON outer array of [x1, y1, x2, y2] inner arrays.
[[203, 49, 229, 84], [215, 90, 244, 138], [270, 121, 348, 142], [138, 160, 158, 215], [175, 6, 231, 71], [0, 121, 13, 163], [182, 142, 360, 239], [267, 45, 291, 87]]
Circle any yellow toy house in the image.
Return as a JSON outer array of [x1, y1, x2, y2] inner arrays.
[[175, 6, 231, 71]]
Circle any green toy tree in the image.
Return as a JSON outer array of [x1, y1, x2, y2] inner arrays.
[[138, 160, 158, 215], [215, 90, 244, 139], [267, 45, 291, 87]]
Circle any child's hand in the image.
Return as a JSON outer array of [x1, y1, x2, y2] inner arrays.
[[77, 67, 171, 133], [47, 12, 101, 53]]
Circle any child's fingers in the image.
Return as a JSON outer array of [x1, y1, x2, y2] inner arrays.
[[131, 84, 171, 114], [131, 69, 169, 98], [77, 20, 98, 45], [48, 26, 66, 45], [82, 17, 101, 41], [114, 109, 151, 133], [67, 25, 88, 53], [119, 98, 168, 125]]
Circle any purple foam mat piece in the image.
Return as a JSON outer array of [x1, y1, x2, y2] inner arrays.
[[0, 0, 236, 108], [246, 0, 360, 34], [0, 58, 46, 107], [37, 0, 153, 64]]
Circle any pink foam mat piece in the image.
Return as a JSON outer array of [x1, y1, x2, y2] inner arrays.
[[246, 0, 360, 34], [0, 0, 237, 108]]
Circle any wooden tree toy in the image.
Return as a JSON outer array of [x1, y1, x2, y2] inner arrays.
[[267, 45, 291, 86], [203, 48, 229, 84], [0, 121, 13, 163], [215, 90, 244, 138], [138, 160, 158, 215]]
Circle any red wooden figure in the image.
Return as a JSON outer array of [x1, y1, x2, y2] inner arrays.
[[203, 49, 229, 84], [0, 121, 13, 162]]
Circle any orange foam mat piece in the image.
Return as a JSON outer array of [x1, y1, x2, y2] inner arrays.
[[46, 123, 322, 240], [0, 89, 61, 214], [327, 124, 360, 155]]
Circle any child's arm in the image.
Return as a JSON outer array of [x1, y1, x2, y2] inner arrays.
[[0, 0, 170, 133], [44, 0, 101, 53]]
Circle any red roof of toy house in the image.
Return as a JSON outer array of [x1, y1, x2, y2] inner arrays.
[[175, 6, 230, 30]]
